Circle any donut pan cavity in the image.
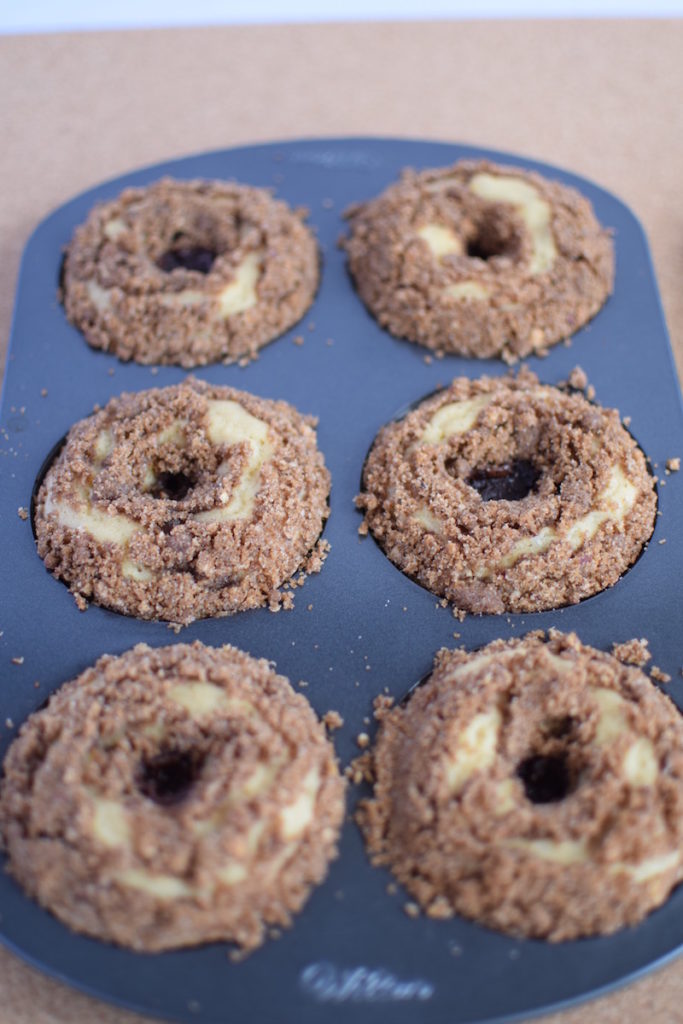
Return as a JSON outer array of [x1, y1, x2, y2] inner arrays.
[[1, 138, 683, 1024]]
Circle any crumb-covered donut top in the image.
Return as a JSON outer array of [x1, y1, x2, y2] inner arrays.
[[398, 633, 683, 845], [62, 178, 319, 366], [0, 642, 345, 951], [357, 368, 656, 614], [34, 377, 330, 622], [358, 631, 683, 940], [344, 160, 614, 360]]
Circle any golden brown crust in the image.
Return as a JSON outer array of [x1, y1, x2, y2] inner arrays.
[[356, 368, 655, 614], [34, 377, 330, 623], [63, 178, 319, 366], [343, 160, 614, 360], [358, 631, 683, 941], [0, 642, 346, 952]]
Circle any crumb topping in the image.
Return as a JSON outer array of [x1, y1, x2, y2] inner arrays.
[[343, 160, 613, 361], [35, 378, 330, 623], [358, 631, 683, 941], [62, 178, 319, 367], [357, 368, 655, 614], [0, 642, 345, 952]]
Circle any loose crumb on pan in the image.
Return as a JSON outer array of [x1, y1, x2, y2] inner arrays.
[[17, 507, 28, 520], [612, 638, 651, 667], [666, 457, 680, 473], [323, 710, 344, 731], [373, 695, 395, 719], [566, 366, 588, 391], [651, 666, 672, 684], [346, 750, 373, 786]]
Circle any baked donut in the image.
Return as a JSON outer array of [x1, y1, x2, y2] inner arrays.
[[0, 642, 345, 952], [34, 377, 329, 623], [343, 160, 614, 361], [356, 368, 655, 614], [62, 178, 319, 366], [358, 631, 683, 941]]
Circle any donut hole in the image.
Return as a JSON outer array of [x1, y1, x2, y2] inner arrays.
[[464, 459, 541, 502], [465, 210, 522, 263], [516, 753, 573, 804], [156, 214, 244, 275], [150, 470, 198, 502], [138, 748, 205, 806], [157, 245, 217, 275]]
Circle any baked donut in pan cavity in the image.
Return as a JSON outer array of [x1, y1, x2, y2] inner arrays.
[[33, 377, 330, 624], [356, 368, 655, 615], [357, 631, 683, 941], [343, 160, 614, 361], [62, 178, 319, 366], [0, 641, 346, 952]]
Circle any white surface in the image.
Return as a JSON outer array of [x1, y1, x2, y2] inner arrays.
[[3, 0, 683, 33]]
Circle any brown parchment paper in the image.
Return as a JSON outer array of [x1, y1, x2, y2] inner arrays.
[[1, 19, 682, 1024]]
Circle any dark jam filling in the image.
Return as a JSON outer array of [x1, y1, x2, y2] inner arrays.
[[150, 471, 196, 501], [138, 749, 205, 806], [516, 753, 571, 804], [157, 246, 217, 274], [467, 460, 540, 502]]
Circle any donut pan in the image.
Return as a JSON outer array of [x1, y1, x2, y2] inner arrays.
[[1, 138, 683, 1024]]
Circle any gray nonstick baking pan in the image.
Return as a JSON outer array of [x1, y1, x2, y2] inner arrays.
[[1, 138, 683, 1024]]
